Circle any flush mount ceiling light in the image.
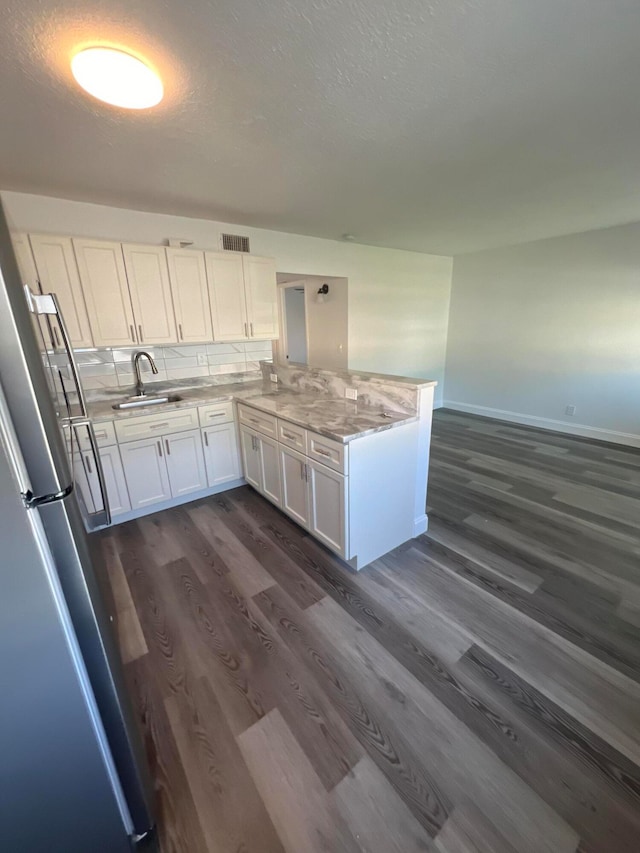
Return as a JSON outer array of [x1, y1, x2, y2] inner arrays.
[[71, 47, 163, 109]]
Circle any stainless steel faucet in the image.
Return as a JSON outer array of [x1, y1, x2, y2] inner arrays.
[[133, 351, 159, 397]]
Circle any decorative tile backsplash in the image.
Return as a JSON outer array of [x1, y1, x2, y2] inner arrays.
[[74, 342, 273, 390]]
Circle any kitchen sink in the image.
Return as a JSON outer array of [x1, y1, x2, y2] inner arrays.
[[112, 394, 183, 410]]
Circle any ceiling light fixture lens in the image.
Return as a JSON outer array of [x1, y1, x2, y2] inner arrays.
[[71, 47, 163, 109]]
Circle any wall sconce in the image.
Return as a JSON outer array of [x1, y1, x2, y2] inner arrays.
[[316, 283, 329, 304]]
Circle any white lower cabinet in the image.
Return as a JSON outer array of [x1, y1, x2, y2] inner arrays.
[[164, 429, 207, 498], [240, 426, 282, 507], [119, 437, 172, 510], [279, 445, 310, 527], [260, 434, 282, 507], [91, 445, 131, 516], [202, 424, 240, 487], [307, 461, 347, 558]]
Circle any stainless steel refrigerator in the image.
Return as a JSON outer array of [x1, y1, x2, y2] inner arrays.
[[0, 202, 156, 853]]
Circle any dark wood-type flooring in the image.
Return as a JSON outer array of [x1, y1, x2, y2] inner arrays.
[[100, 409, 640, 852]]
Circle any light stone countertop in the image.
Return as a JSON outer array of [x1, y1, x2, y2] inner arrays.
[[88, 380, 417, 443]]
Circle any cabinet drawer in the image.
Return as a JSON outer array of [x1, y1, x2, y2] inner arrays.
[[237, 403, 277, 438], [198, 400, 234, 426], [114, 407, 199, 444], [307, 431, 348, 474], [277, 419, 307, 452], [77, 420, 117, 450]]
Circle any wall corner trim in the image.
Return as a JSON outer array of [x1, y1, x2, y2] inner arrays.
[[443, 401, 640, 449]]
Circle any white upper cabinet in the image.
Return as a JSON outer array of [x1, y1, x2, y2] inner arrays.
[[205, 251, 249, 341], [243, 255, 279, 339], [166, 248, 213, 343], [29, 234, 94, 349], [122, 244, 177, 346], [73, 239, 137, 348], [206, 251, 279, 342]]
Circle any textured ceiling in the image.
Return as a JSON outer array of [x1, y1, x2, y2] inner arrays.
[[2, 0, 640, 254]]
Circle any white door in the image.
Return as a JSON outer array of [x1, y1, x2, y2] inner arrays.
[[279, 445, 309, 527], [73, 239, 137, 347], [85, 445, 131, 517], [122, 243, 177, 345], [239, 426, 262, 490], [164, 428, 207, 498], [166, 248, 213, 344], [11, 233, 47, 348], [259, 433, 282, 507], [243, 255, 278, 339], [29, 234, 93, 348], [202, 424, 240, 487], [205, 252, 249, 341], [307, 461, 348, 558], [120, 436, 171, 510]]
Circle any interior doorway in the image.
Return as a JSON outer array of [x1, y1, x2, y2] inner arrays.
[[276, 274, 348, 370], [282, 284, 308, 364]]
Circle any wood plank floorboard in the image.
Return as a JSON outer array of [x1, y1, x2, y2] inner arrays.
[[99, 409, 640, 852]]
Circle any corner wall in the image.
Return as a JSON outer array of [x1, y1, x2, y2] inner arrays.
[[445, 222, 640, 446], [2, 191, 453, 406]]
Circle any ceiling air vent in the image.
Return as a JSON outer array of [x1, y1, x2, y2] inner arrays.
[[221, 233, 250, 253]]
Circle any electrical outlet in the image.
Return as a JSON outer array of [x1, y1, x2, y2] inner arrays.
[[270, 373, 278, 383], [197, 353, 208, 366], [345, 388, 358, 401], [565, 404, 576, 416]]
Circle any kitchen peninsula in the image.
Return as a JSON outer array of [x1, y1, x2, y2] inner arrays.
[[85, 361, 436, 570]]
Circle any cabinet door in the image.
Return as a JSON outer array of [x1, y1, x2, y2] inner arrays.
[[259, 433, 282, 507], [73, 239, 137, 347], [202, 424, 240, 487], [166, 248, 213, 343], [243, 255, 278, 339], [120, 436, 171, 510], [279, 445, 309, 527], [308, 461, 347, 558], [11, 233, 47, 349], [239, 426, 262, 490], [89, 445, 131, 517], [122, 243, 177, 345], [29, 234, 93, 348], [164, 428, 207, 498], [205, 252, 249, 341]]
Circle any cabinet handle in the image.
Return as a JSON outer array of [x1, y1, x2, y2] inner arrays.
[[282, 431, 297, 441], [138, 324, 144, 342], [157, 441, 162, 457], [244, 322, 248, 338], [250, 322, 254, 337], [150, 422, 170, 430], [85, 453, 93, 474], [130, 324, 136, 343], [300, 460, 305, 481], [165, 439, 170, 455], [178, 323, 183, 340], [249, 417, 259, 425], [203, 432, 209, 447], [252, 435, 258, 451], [315, 447, 331, 457], [208, 412, 225, 419], [95, 430, 107, 439]]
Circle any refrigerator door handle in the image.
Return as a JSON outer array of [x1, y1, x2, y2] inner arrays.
[[84, 419, 112, 526], [22, 482, 74, 508], [26, 288, 89, 418]]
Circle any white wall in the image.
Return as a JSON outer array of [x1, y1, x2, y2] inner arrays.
[[305, 276, 348, 371], [445, 222, 640, 446], [2, 191, 452, 406]]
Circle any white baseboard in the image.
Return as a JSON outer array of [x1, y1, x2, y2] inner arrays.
[[443, 401, 640, 449], [413, 513, 428, 537]]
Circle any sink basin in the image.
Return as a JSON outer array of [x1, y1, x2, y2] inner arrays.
[[112, 394, 183, 410]]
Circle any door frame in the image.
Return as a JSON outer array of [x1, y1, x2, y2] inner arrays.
[[277, 280, 310, 366]]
